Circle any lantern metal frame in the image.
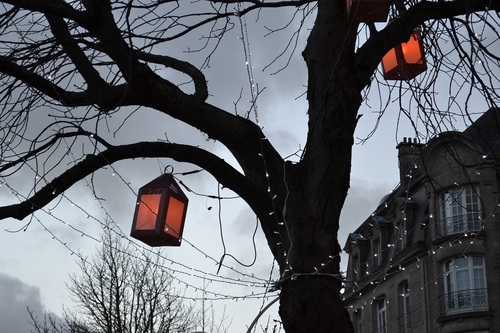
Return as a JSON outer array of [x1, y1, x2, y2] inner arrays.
[[130, 173, 188, 247], [381, 28, 427, 80]]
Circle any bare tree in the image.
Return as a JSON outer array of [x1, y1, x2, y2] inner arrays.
[[28, 309, 93, 333], [29, 228, 198, 333], [0, 1, 498, 332]]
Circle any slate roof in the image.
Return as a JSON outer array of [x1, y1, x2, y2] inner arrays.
[[463, 107, 500, 156]]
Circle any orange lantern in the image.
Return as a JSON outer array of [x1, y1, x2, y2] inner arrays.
[[130, 173, 188, 246], [381, 29, 427, 80], [347, 0, 391, 22]]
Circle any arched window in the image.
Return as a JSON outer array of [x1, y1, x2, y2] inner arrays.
[[443, 255, 488, 314]]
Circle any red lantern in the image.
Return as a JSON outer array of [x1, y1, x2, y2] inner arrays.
[[130, 173, 188, 247], [381, 29, 427, 80], [347, 0, 391, 22]]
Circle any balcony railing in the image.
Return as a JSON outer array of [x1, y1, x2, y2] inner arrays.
[[371, 326, 387, 333], [397, 313, 411, 333], [440, 216, 482, 236], [439, 288, 489, 315]]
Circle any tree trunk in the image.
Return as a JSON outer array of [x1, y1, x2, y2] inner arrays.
[[276, 158, 355, 333], [276, 161, 355, 333], [273, 1, 359, 331], [280, 277, 353, 333]]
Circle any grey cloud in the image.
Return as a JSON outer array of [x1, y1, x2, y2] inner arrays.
[[0, 272, 45, 333]]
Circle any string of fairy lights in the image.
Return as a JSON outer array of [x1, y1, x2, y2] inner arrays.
[[234, 2, 345, 283], [1, 2, 497, 323], [343, 139, 500, 310], [0, 11, 281, 325], [1, 115, 275, 304], [234, 5, 291, 324], [345, 229, 491, 310], [0, 3, 284, 306], [6, 128, 495, 308], [1, 160, 275, 300], [3, 135, 496, 304]]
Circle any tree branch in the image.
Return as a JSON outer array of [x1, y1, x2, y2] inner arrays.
[[1, 0, 89, 26], [0, 57, 136, 108], [135, 51, 208, 101], [354, 0, 498, 88], [0, 129, 111, 174], [46, 14, 108, 90], [0, 141, 266, 221], [145, 0, 315, 42], [0, 56, 87, 105]]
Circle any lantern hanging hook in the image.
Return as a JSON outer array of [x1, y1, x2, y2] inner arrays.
[[164, 165, 174, 175]]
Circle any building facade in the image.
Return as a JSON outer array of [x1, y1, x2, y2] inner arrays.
[[343, 108, 500, 333]]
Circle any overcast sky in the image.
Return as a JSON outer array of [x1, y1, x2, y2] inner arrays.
[[0, 3, 494, 333], [0, 273, 45, 333], [0, 4, 411, 333]]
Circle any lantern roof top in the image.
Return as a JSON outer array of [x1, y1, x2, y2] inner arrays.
[[140, 173, 187, 199]]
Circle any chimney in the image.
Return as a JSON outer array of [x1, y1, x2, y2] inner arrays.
[[396, 138, 424, 186]]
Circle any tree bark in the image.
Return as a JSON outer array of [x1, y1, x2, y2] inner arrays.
[[274, 1, 358, 331], [276, 160, 355, 333], [280, 277, 353, 332]]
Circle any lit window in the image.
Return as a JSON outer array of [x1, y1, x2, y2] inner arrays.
[[440, 185, 481, 236], [443, 255, 488, 314]]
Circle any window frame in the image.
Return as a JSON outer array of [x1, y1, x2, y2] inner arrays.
[[443, 255, 488, 314], [398, 281, 411, 333], [396, 219, 407, 251], [373, 238, 381, 269], [352, 309, 362, 333], [351, 254, 359, 281], [439, 185, 482, 236], [375, 297, 388, 333]]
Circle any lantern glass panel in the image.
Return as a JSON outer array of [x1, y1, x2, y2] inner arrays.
[[135, 193, 161, 230], [401, 34, 423, 64], [381, 28, 426, 80], [164, 196, 185, 238], [382, 48, 398, 73]]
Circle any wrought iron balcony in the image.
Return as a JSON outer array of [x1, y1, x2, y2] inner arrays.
[[371, 326, 387, 333], [397, 313, 411, 333], [440, 216, 482, 236], [439, 288, 489, 316]]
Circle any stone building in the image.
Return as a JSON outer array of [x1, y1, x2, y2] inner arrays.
[[343, 108, 500, 333]]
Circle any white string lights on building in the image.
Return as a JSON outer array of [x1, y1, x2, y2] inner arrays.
[[342, 140, 498, 308]]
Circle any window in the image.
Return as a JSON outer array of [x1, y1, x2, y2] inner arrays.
[[398, 282, 411, 333], [396, 219, 407, 251], [443, 255, 488, 314], [440, 185, 482, 236], [351, 255, 359, 281], [373, 238, 381, 268], [375, 298, 387, 333], [353, 309, 362, 333]]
